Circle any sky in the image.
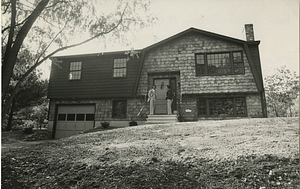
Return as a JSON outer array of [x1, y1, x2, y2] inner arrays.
[[39, 0, 299, 79]]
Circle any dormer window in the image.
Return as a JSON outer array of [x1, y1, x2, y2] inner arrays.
[[195, 51, 244, 76], [69, 62, 82, 80], [113, 58, 127, 78]]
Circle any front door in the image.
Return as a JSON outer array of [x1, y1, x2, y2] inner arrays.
[[154, 79, 169, 114]]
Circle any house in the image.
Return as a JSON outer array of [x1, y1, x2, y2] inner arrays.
[[47, 24, 267, 138]]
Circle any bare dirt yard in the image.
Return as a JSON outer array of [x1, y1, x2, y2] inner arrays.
[[1, 117, 299, 188]]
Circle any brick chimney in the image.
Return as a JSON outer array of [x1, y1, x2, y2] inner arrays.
[[245, 24, 255, 41]]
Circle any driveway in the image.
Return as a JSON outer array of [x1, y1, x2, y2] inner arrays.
[[1, 140, 54, 154]]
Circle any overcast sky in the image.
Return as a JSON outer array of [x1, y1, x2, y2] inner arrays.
[[41, 0, 299, 78]]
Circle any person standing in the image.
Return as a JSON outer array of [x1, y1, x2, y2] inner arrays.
[[166, 85, 174, 115], [147, 85, 156, 115]]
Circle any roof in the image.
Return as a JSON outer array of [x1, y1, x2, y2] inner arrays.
[[51, 49, 143, 59], [144, 27, 249, 51], [50, 27, 263, 97]]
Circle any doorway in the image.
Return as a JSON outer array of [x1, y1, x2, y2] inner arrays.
[[153, 78, 177, 115]]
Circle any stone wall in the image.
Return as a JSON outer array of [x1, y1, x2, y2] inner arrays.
[[137, 33, 258, 96]]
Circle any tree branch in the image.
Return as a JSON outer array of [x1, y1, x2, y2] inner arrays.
[[4, 4, 128, 112], [2, 16, 29, 34], [3, 0, 16, 54], [44, 0, 69, 9], [2, 1, 11, 14], [2, 0, 49, 97], [35, 18, 70, 63]]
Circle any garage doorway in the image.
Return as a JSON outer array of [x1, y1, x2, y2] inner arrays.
[[54, 105, 95, 138]]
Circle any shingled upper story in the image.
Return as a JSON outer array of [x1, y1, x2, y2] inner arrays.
[[47, 24, 267, 138]]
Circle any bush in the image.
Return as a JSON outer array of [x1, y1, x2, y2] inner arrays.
[[101, 122, 110, 129], [12, 124, 24, 131], [129, 121, 138, 126], [24, 127, 33, 134], [22, 120, 35, 134]]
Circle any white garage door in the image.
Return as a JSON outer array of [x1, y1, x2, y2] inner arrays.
[[55, 105, 95, 138]]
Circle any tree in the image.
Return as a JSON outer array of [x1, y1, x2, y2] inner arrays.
[[264, 66, 299, 117], [2, 0, 156, 124], [4, 48, 48, 131]]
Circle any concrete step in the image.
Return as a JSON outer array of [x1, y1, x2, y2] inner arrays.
[[146, 115, 178, 124]]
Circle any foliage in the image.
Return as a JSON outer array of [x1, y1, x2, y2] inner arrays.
[[16, 99, 49, 129], [264, 66, 299, 117], [101, 122, 110, 129], [3, 48, 49, 131], [2, 0, 156, 124], [22, 120, 35, 134]]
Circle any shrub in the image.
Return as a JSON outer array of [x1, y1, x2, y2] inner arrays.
[[101, 122, 110, 129], [22, 120, 35, 134], [129, 121, 138, 126]]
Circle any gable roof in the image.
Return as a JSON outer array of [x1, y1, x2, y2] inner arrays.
[[144, 27, 246, 51], [133, 27, 263, 95]]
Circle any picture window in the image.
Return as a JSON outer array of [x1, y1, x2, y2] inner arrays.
[[197, 97, 246, 117], [195, 51, 244, 76]]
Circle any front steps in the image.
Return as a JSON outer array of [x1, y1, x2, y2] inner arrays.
[[146, 114, 178, 124]]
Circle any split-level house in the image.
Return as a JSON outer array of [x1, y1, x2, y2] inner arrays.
[[47, 24, 267, 138]]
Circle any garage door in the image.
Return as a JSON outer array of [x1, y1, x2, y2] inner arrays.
[[55, 105, 95, 138]]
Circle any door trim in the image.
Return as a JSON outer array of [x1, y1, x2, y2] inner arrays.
[[152, 77, 177, 115]]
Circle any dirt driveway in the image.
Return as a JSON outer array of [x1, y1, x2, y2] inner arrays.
[[1, 140, 54, 154]]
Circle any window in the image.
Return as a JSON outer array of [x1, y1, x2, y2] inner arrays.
[[58, 114, 66, 121], [86, 114, 95, 121], [209, 98, 234, 116], [112, 100, 127, 118], [197, 98, 207, 116], [113, 58, 127, 78], [69, 62, 82, 80], [195, 51, 244, 76], [236, 97, 247, 115], [76, 114, 85, 121], [67, 114, 76, 121], [233, 52, 244, 74], [197, 97, 246, 117]]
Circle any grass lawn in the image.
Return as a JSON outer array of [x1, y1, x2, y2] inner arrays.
[[1, 117, 299, 188]]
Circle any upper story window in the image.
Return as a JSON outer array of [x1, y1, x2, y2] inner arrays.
[[69, 62, 82, 80], [195, 51, 244, 76], [113, 58, 127, 78]]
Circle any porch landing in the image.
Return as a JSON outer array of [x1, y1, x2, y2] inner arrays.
[[146, 115, 178, 124]]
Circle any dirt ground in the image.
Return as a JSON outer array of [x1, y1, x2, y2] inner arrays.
[[1, 117, 299, 188]]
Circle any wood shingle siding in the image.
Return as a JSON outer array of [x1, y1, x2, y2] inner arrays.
[[48, 53, 140, 99]]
